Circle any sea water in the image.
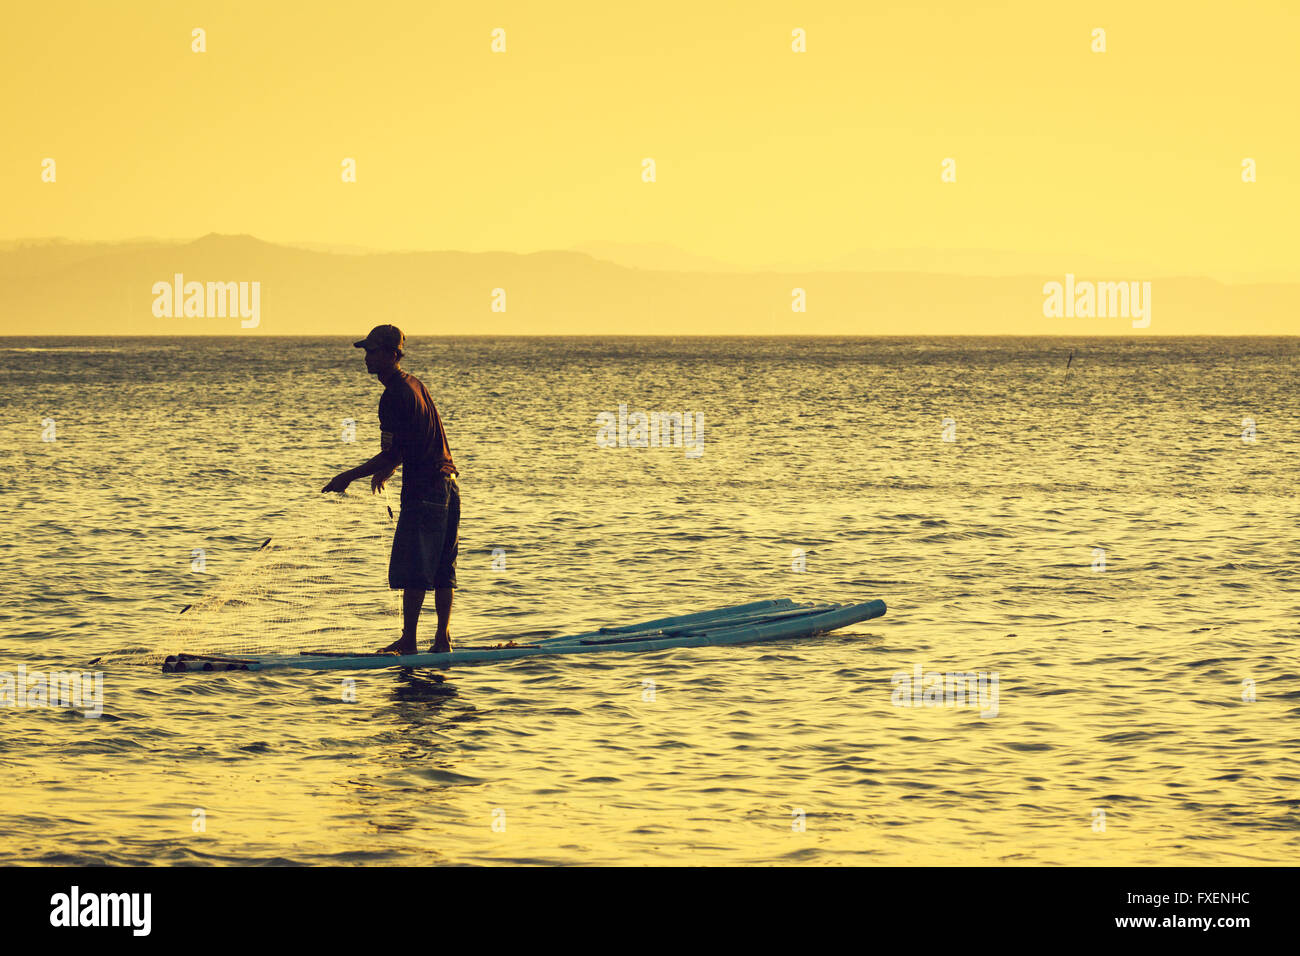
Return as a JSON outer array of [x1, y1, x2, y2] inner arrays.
[[0, 335, 1295, 865]]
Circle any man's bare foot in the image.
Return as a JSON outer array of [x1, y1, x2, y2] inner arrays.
[[430, 631, 452, 654], [380, 633, 417, 655]]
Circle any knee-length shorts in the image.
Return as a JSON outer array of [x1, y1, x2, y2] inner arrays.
[[388, 475, 459, 590]]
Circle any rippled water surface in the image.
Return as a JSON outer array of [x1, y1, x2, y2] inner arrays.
[[1, 336, 1297, 865]]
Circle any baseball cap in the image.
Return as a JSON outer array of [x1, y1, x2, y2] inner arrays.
[[353, 324, 405, 351]]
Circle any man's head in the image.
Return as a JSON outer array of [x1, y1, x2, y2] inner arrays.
[[353, 324, 404, 377]]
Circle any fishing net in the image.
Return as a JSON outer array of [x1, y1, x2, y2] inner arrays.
[[100, 489, 402, 666]]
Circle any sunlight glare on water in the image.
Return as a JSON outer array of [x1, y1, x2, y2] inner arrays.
[[0, 336, 1296, 865]]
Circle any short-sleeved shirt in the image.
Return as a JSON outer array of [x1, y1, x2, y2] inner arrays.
[[378, 368, 457, 502]]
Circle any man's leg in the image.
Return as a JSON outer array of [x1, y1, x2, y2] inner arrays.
[[429, 476, 459, 654], [400, 587, 426, 654], [431, 587, 453, 653], [383, 501, 423, 654]]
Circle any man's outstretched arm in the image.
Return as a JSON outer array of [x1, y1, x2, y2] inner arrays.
[[322, 449, 400, 494]]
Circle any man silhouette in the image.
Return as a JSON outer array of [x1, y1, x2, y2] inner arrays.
[[322, 325, 459, 654]]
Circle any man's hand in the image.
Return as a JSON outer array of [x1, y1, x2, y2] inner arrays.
[[321, 473, 353, 494], [323, 453, 395, 494], [371, 455, 399, 494]]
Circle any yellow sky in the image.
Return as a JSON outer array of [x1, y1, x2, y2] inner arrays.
[[2, 0, 1298, 278]]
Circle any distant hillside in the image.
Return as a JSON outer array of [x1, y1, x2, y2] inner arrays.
[[1, 235, 1297, 335], [568, 241, 753, 273]]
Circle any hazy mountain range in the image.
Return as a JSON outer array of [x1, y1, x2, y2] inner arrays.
[[1, 235, 1296, 335]]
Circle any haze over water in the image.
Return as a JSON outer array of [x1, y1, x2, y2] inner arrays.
[[0, 335, 1296, 865]]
